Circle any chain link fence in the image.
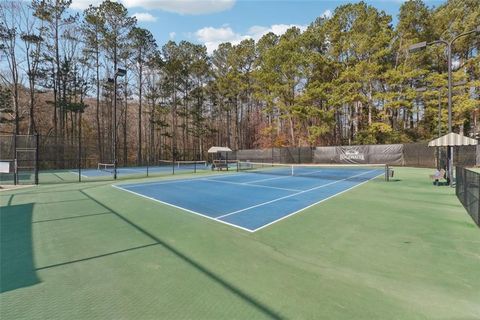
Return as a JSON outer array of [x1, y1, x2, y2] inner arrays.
[[2, 135, 478, 186], [402, 143, 436, 167], [236, 147, 313, 164], [456, 167, 480, 227], [1, 134, 210, 185], [0, 135, 38, 185]]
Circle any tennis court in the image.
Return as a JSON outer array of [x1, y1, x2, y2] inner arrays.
[[115, 163, 385, 231]]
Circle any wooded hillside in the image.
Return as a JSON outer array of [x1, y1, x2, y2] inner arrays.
[[1, 0, 479, 164]]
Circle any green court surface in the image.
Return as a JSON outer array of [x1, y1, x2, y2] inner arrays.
[[1, 167, 479, 319]]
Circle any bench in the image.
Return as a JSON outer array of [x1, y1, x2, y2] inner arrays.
[[212, 162, 229, 171], [429, 169, 446, 185]]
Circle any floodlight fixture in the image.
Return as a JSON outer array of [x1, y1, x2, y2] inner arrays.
[[415, 87, 427, 92], [115, 68, 126, 77], [408, 41, 427, 53]]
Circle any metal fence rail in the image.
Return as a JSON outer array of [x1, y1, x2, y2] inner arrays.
[[456, 166, 480, 227]]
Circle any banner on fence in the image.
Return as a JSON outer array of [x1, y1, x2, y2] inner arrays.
[[313, 144, 404, 165]]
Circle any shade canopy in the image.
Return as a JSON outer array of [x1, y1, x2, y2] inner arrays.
[[207, 146, 232, 153], [428, 132, 478, 147]]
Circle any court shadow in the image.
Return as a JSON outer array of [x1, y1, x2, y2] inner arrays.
[[0, 203, 41, 293], [79, 189, 284, 320]]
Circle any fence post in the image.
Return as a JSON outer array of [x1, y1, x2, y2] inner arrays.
[[463, 167, 467, 211], [226, 151, 229, 171], [477, 172, 480, 225], [35, 134, 39, 185], [172, 148, 175, 175], [13, 132, 17, 185], [78, 118, 82, 183], [146, 147, 149, 177]]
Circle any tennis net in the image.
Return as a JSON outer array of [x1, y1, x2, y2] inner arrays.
[[158, 160, 207, 169], [97, 163, 115, 173], [237, 161, 388, 181]]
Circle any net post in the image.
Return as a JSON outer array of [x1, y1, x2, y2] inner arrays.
[[385, 164, 389, 182], [13, 133, 17, 185]]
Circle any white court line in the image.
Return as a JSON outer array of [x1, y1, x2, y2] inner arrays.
[[300, 169, 334, 176], [112, 184, 254, 233], [251, 172, 384, 232], [73, 167, 144, 179], [246, 175, 292, 184], [216, 169, 378, 219], [118, 178, 205, 188], [69, 171, 90, 178], [118, 168, 147, 173], [202, 178, 302, 192]]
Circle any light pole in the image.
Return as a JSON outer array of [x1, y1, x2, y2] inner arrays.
[[409, 26, 480, 185], [409, 26, 480, 133], [108, 68, 127, 180]]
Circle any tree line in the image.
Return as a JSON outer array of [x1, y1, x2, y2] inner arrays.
[[1, 0, 479, 165]]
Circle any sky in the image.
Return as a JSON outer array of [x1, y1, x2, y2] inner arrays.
[[71, 0, 445, 54]]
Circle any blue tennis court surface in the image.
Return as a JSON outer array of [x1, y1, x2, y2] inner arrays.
[[114, 166, 384, 232]]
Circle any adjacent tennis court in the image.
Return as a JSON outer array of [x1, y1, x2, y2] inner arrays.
[[115, 163, 385, 231], [78, 160, 209, 178]]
